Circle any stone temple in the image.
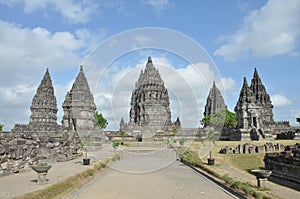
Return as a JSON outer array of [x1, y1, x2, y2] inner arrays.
[[62, 66, 96, 132], [203, 81, 227, 125], [234, 68, 289, 140], [120, 57, 175, 135], [5, 69, 81, 173], [13, 69, 62, 135]]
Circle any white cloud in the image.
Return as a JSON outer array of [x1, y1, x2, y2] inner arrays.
[[0, 20, 103, 130], [144, 0, 170, 16], [214, 0, 300, 61], [271, 94, 292, 107], [0, 0, 97, 24]]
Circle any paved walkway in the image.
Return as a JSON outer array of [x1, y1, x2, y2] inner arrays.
[[0, 143, 115, 199], [66, 150, 237, 199]]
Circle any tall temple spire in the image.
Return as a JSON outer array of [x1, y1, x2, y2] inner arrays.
[[30, 68, 58, 125], [204, 81, 226, 118], [62, 66, 96, 131], [235, 68, 274, 130], [125, 56, 172, 132]]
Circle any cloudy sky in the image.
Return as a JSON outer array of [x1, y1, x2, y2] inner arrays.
[[0, 0, 300, 131]]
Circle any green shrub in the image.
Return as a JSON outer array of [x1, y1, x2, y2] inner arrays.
[[37, 163, 48, 166], [84, 169, 94, 177], [113, 141, 120, 148], [179, 138, 185, 146]]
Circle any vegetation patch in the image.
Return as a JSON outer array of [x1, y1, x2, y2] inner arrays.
[[180, 151, 272, 199], [226, 153, 265, 173], [17, 161, 107, 199]]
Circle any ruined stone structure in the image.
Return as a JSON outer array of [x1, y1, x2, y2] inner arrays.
[[62, 66, 96, 131], [204, 81, 226, 117], [121, 57, 174, 136], [264, 144, 300, 190], [13, 69, 62, 135], [233, 68, 291, 140], [0, 67, 100, 176], [30, 69, 58, 126], [203, 81, 227, 127], [235, 69, 274, 130]]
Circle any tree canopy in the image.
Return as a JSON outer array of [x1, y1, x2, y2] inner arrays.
[[0, 124, 3, 132], [201, 109, 237, 128], [94, 111, 108, 129]]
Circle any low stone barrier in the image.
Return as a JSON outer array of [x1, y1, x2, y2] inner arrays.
[[219, 142, 284, 154]]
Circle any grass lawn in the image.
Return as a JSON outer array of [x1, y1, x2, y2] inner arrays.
[[186, 140, 299, 174], [226, 153, 265, 172]]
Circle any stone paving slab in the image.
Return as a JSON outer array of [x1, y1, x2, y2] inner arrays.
[[66, 159, 237, 199], [0, 143, 114, 199]]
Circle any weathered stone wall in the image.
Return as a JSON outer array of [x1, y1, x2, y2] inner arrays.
[[264, 143, 300, 190], [0, 130, 81, 176], [220, 142, 284, 154]]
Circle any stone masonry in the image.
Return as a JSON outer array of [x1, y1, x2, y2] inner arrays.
[[235, 68, 274, 130], [203, 81, 227, 127], [121, 57, 173, 135], [62, 66, 96, 131]]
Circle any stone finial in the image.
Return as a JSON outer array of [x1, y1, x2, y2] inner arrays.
[[243, 77, 248, 87], [80, 65, 83, 72], [148, 56, 152, 63]]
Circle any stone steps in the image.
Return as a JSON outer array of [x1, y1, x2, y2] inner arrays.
[[127, 141, 166, 148]]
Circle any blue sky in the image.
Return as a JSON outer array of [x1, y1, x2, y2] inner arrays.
[[0, 0, 300, 130]]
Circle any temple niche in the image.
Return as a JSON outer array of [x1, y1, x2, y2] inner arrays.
[[121, 57, 176, 136], [62, 66, 96, 132], [203, 81, 227, 127]]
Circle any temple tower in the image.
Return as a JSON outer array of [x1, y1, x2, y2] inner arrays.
[[29, 68, 58, 126], [126, 57, 172, 132], [204, 81, 226, 117], [62, 66, 96, 131], [235, 68, 274, 131]]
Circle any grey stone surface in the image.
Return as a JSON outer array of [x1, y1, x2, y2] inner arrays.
[[234, 68, 291, 140], [62, 66, 96, 131], [66, 159, 235, 199], [204, 81, 226, 118], [0, 68, 101, 176], [121, 57, 176, 135], [235, 68, 274, 130]]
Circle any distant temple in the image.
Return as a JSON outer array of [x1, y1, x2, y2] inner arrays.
[[233, 68, 289, 140], [120, 57, 178, 136], [62, 66, 96, 131], [203, 81, 227, 126], [13, 69, 62, 134], [235, 68, 274, 130]]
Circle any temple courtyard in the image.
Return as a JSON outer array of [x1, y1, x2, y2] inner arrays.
[[0, 140, 299, 199]]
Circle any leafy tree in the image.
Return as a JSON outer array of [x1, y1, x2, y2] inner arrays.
[[0, 124, 3, 132], [200, 109, 237, 128], [94, 111, 108, 129]]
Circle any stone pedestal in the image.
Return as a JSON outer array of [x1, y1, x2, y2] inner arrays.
[[37, 172, 48, 184], [257, 177, 269, 189]]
